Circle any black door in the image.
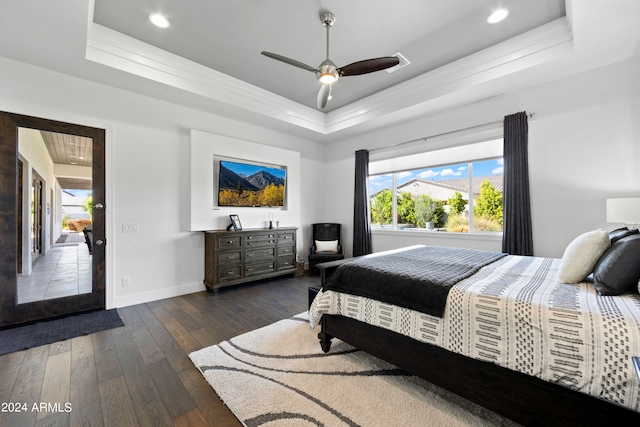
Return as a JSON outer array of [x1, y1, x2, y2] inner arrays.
[[0, 112, 106, 327]]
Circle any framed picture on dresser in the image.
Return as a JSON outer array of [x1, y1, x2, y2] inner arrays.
[[229, 214, 242, 231]]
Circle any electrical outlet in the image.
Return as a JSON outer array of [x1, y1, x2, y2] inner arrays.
[[122, 276, 131, 287], [122, 223, 138, 233]]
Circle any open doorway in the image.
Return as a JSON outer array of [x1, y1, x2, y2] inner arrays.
[[16, 128, 95, 304]]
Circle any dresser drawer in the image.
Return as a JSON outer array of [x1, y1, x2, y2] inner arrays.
[[245, 233, 276, 248], [278, 232, 295, 243], [217, 235, 241, 250], [217, 250, 242, 265], [278, 245, 295, 257], [245, 261, 276, 276], [245, 247, 275, 260], [277, 256, 296, 270], [216, 265, 242, 282]]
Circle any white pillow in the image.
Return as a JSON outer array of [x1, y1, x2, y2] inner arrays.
[[315, 240, 339, 253], [558, 229, 610, 284]]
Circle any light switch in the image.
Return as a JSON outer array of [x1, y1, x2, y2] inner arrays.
[[122, 223, 138, 233]]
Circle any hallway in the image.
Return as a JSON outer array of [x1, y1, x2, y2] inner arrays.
[[17, 232, 92, 304]]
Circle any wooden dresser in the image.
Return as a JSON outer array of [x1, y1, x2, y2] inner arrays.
[[204, 227, 297, 290]]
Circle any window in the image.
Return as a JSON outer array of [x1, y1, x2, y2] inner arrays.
[[368, 139, 503, 234]]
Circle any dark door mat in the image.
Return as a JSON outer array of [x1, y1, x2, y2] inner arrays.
[[0, 309, 124, 356]]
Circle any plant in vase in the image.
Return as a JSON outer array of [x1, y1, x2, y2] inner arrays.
[[415, 195, 444, 229]]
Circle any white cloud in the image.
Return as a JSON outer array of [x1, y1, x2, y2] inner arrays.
[[441, 168, 462, 177], [457, 166, 468, 171], [492, 166, 504, 174], [397, 171, 413, 179], [418, 170, 439, 179]]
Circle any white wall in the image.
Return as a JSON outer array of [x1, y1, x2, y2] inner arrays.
[[324, 56, 640, 258], [17, 128, 56, 273], [0, 56, 326, 308], [2, 52, 638, 309], [189, 131, 301, 233]]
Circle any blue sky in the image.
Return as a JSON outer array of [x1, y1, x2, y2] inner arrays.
[[221, 160, 286, 179], [369, 158, 503, 193]]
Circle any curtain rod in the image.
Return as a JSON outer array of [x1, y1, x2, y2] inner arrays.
[[368, 112, 534, 154]]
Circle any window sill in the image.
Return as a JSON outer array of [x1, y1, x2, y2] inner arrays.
[[371, 228, 503, 242]]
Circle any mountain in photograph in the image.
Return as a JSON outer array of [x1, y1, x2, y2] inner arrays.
[[219, 164, 260, 191], [246, 170, 285, 189]]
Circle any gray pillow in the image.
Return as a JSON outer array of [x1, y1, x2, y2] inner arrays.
[[593, 234, 640, 295]]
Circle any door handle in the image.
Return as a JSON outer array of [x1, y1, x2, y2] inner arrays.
[[95, 240, 104, 246], [94, 203, 105, 209]]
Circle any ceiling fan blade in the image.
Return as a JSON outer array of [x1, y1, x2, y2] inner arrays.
[[261, 51, 317, 73], [338, 57, 400, 77], [317, 84, 331, 109]]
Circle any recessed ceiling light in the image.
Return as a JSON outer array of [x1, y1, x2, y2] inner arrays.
[[487, 9, 509, 24], [149, 13, 170, 28]]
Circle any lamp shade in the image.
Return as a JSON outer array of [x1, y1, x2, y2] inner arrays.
[[606, 198, 640, 224]]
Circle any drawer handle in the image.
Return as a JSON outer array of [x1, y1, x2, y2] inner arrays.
[[226, 256, 235, 259], [248, 253, 254, 256], [226, 271, 235, 275], [248, 236, 252, 240], [227, 240, 234, 244], [247, 268, 254, 272]]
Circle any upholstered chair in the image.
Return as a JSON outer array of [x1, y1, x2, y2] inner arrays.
[[308, 223, 345, 276]]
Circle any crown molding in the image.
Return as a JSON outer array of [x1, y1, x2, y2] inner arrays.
[[325, 18, 572, 133], [85, 18, 572, 135], [86, 23, 327, 133]]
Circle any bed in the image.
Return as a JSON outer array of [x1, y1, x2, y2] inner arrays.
[[309, 237, 640, 426]]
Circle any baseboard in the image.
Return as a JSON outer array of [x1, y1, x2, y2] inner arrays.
[[111, 281, 206, 308]]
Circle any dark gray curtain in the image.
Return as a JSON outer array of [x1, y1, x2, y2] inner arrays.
[[353, 149, 372, 257], [502, 112, 533, 255]]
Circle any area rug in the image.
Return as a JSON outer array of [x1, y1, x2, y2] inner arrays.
[[189, 313, 518, 427], [0, 309, 124, 356]]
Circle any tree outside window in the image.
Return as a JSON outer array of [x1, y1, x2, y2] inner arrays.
[[368, 158, 503, 233]]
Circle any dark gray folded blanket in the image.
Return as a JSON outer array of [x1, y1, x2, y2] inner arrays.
[[322, 246, 507, 317]]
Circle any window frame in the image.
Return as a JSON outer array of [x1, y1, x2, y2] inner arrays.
[[367, 132, 504, 238]]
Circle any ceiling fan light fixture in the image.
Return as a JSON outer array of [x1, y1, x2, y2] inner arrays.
[[487, 8, 509, 24], [317, 60, 339, 84], [149, 13, 170, 28], [319, 73, 337, 84], [261, 10, 398, 109]]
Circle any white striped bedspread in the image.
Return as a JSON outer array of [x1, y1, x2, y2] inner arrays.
[[309, 255, 640, 412]]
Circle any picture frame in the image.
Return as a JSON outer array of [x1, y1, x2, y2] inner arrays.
[[229, 214, 242, 231]]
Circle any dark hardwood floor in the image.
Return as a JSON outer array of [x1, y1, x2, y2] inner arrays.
[[0, 274, 318, 427]]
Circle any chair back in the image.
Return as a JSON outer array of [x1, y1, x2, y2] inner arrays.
[[312, 223, 341, 243]]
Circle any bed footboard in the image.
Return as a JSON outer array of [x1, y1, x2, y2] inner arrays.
[[319, 314, 640, 427]]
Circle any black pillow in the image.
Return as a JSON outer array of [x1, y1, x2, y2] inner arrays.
[[593, 234, 640, 295], [609, 227, 639, 244]]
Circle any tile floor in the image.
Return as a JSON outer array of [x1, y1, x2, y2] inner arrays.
[[17, 232, 92, 304]]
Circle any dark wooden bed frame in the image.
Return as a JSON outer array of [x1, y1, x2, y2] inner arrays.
[[315, 257, 640, 427]]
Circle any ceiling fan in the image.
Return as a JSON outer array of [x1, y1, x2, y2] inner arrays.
[[261, 12, 400, 109]]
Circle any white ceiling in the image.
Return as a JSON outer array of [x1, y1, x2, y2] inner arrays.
[[1, 1, 640, 143], [92, 0, 565, 112]]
